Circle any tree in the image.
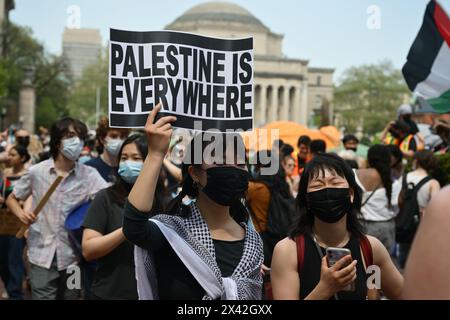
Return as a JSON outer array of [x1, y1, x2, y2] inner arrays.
[[334, 60, 409, 137], [67, 51, 108, 129], [0, 23, 71, 130]]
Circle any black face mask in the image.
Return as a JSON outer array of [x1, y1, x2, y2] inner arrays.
[[16, 136, 30, 147], [306, 188, 352, 223], [201, 166, 250, 206], [403, 115, 411, 122]]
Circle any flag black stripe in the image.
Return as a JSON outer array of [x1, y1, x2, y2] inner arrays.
[[402, 1, 443, 91], [110, 113, 253, 132], [110, 29, 253, 52]]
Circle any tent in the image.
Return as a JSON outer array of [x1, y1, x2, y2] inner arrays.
[[242, 121, 341, 151]]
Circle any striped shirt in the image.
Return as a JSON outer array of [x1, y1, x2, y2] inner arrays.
[[13, 158, 109, 271]]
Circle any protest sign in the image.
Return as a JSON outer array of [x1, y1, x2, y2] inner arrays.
[[109, 29, 253, 132]]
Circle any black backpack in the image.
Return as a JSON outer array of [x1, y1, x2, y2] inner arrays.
[[265, 190, 297, 239], [395, 174, 432, 243], [248, 177, 296, 266]]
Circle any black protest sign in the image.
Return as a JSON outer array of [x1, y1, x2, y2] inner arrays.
[[109, 29, 254, 132]]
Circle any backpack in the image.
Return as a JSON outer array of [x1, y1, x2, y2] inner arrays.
[[248, 178, 296, 267], [395, 174, 432, 243], [265, 191, 297, 239], [295, 234, 373, 273]]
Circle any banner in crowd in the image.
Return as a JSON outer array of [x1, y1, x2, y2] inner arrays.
[[109, 29, 254, 132], [402, 0, 450, 113]]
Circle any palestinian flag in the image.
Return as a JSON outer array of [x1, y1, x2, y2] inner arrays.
[[402, 0, 450, 113]]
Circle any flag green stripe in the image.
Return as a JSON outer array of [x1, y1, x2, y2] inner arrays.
[[427, 88, 450, 113]]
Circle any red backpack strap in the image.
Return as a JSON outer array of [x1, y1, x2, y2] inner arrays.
[[295, 234, 305, 274], [359, 235, 373, 269]]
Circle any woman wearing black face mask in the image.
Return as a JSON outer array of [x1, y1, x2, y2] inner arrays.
[[270, 153, 403, 300], [122, 104, 264, 300]]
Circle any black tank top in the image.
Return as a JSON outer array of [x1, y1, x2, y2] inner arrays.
[[299, 233, 368, 300]]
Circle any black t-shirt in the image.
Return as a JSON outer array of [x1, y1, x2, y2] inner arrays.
[[85, 156, 117, 183], [123, 201, 244, 300], [299, 234, 367, 300], [405, 118, 420, 135], [83, 189, 138, 300]]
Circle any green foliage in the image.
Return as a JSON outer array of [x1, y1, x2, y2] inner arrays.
[[0, 62, 9, 98], [67, 50, 108, 129], [335, 60, 409, 137], [0, 23, 71, 130], [434, 153, 450, 187]]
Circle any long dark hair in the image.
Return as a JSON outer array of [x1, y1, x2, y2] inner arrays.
[[166, 132, 249, 224], [11, 144, 31, 164], [107, 134, 168, 213], [290, 153, 363, 238], [367, 144, 392, 207]]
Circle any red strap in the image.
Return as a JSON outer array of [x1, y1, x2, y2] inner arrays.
[[359, 235, 373, 268], [295, 234, 305, 274], [297, 234, 373, 273]]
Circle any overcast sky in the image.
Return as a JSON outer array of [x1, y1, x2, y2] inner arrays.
[[11, 0, 430, 80]]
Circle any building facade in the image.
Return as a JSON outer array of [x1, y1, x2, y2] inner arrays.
[[166, 2, 334, 127], [62, 28, 102, 80]]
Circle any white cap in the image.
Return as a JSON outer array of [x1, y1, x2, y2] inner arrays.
[[397, 104, 413, 117]]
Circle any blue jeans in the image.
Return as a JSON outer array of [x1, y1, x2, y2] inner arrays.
[[0, 235, 25, 300]]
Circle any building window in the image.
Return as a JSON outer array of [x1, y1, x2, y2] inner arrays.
[[317, 76, 322, 86]]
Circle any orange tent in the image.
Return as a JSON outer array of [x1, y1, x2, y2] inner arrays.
[[242, 121, 341, 151]]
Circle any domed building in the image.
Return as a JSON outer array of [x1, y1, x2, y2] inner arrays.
[[166, 1, 334, 127]]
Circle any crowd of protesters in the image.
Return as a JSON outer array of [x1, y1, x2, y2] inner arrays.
[[0, 102, 448, 300]]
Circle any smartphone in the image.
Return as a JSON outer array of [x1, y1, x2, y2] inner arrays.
[[326, 247, 355, 292]]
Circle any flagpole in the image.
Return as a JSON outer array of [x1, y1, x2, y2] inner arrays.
[[95, 86, 100, 126]]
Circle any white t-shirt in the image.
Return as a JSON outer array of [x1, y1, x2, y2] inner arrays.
[[353, 169, 402, 222], [406, 172, 433, 210]]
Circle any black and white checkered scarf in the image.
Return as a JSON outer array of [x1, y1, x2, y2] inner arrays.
[[134, 201, 264, 300]]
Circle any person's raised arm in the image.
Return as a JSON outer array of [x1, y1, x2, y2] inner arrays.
[[381, 122, 394, 143], [163, 157, 182, 183], [127, 104, 176, 212]]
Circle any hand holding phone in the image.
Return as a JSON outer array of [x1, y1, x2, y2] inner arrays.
[[326, 247, 356, 292]]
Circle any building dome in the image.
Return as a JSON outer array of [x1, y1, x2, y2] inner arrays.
[[166, 1, 269, 32]]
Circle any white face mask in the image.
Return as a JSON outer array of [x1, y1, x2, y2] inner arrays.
[[61, 137, 84, 161], [104, 138, 124, 157]]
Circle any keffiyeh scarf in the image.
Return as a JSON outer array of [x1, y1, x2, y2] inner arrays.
[[134, 202, 264, 300]]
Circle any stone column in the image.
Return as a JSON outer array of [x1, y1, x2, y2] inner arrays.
[[269, 86, 278, 123], [293, 86, 301, 124], [259, 85, 267, 126], [19, 67, 36, 133], [299, 81, 309, 126], [281, 86, 290, 120]]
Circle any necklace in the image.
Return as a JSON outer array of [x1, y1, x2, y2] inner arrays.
[[312, 231, 350, 248]]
